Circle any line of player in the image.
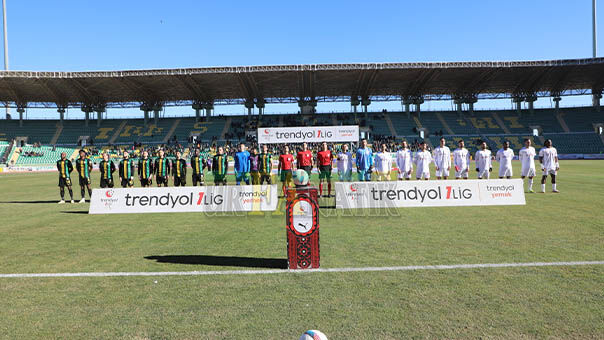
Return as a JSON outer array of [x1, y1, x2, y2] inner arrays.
[[53, 137, 560, 204]]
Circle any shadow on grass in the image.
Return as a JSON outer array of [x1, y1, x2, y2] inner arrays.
[[144, 255, 288, 269], [61, 211, 89, 214]]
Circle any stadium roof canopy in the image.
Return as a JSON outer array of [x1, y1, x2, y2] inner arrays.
[[0, 57, 603, 109]]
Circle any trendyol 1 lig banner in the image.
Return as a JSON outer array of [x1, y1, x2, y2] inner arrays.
[[335, 179, 526, 209], [89, 185, 279, 214], [258, 125, 359, 144]]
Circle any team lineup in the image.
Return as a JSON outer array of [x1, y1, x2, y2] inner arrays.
[[54, 137, 561, 204]]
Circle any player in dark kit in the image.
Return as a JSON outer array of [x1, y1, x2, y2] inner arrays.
[[212, 146, 228, 185], [190, 148, 206, 186], [249, 147, 260, 185], [98, 152, 115, 188], [297, 142, 313, 177], [138, 151, 154, 187], [154, 149, 171, 187], [172, 150, 187, 187], [119, 151, 135, 188], [258, 144, 272, 184], [75, 149, 93, 203], [56, 152, 74, 204]]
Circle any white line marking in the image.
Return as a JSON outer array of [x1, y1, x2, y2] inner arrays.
[[1, 261, 603, 279]]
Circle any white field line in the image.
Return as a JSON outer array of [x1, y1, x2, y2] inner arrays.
[[1, 261, 603, 279]]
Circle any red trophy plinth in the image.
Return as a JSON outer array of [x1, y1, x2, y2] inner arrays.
[[286, 187, 320, 269]]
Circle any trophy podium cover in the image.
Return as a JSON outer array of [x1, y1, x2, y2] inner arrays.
[[285, 186, 320, 269]]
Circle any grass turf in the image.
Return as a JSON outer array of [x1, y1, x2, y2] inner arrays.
[[0, 160, 603, 339]]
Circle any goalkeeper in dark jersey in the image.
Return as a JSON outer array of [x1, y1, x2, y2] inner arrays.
[[75, 149, 93, 203], [190, 148, 206, 186], [98, 152, 115, 188], [212, 146, 228, 186], [138, 151, 154, 187], [172, 150, 187, 187], [154, 149, 171, 187], [118, 151, 135, 188], [56, 152, 74, 204]]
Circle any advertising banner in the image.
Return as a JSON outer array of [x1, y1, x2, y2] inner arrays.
[[89, 185, 279, 214], [258, 125, 359, 144], [335, 179, 526, 209]]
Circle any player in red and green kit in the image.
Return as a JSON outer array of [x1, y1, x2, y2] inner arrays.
[[296, 142, 313, 177], [56, 152, 74, 204], [190, 148, 206, 186], [75, 149, 93, 203], [212, 146, 228, 185], [258, 144, 272, 184], [316, 142, 334, 197], [138, 151, 154, 187], [154, 149, 171, 187], [278, 145, 294, 196], [172, 150, 187, 186], [98, 152, 115, 188], [119, 151, 135, 188]]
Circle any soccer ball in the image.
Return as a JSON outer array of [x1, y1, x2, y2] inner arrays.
[[299, 330, 328, 340], [292, 169, 310, 186]]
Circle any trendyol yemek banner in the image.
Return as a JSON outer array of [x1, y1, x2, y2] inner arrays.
[[89, 185, 279, 214], [258, 125, 359, 144], [335, 179, 526, 209]]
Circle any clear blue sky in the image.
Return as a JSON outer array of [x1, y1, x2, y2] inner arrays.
[[3, 0, 598, 118]]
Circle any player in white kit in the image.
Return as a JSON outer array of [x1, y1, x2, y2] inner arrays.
[[518, 138, 536, 192], [539, 139, 560, 193], [475, 141, 492, 179], [336, 143, 353, 182], [414, 141, 432, 180], [495, 141, 514, 179], [432, 137, 451, 179], [374, 144, 393, 181], [396, 141, 413, 180], [452, 139, 470, 179]]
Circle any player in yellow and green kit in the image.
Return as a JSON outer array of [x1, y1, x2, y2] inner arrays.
[[56, 152, 74, 204], [172, 150, 187, 186], [190, 148, 206, 186], [75, 149, 93, 203], [258, 144, 272, 184], [98, 152, 115, 188], [212, 146, 228, 185], [154, 149, 171, 187], [119, 151, 135, 188], [138, 151, 154, 187]]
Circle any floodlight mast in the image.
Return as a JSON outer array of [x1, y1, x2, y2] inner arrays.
[[2, 0, 8, 119], [594, 0, 598, 58]]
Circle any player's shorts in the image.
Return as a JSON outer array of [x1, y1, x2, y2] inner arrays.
[[280, 170, 293, 183], [357, 170, 371, 181], [260, 171, 272, 184], [156, 176, 168, 186], [235, 172, 250, 184], [435, 168, 450, 177], [398, 169, 412, 180], [121, 178, 134, 188], [416, 171, 430, 180], [192, 173, 204, 186], [300, 166, 312, 177], [213, 174, 227, 185], [521, 167, 536, 178], [100, 178, 114, 188], [140, 178, 152, 187], [318, 165, 332, 180], [376, 171, 391, 181], [174, 176, 186, 187], [78, 176, 91, 186], [250, 171, 260, 185], [477, 168, 490, 179], [455, 167, 469, 179], [542, 168, 557, 176], [499, 167, 513, 178], [58, 177, 72, 187], [338, 170, 352, 182]]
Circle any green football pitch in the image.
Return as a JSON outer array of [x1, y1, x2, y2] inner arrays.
[[0, 160, 603, 339]]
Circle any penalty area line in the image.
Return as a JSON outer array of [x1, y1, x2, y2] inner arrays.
[[1, 261, 603, 279]]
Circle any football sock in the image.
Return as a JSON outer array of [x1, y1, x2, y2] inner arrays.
[[319, 183, 323, 195], [328, 182, 332, 196], [60, 188, 65, 199], [541, 184, 546, 192], [528, 179, 533, 190], [68, 188, 74, 199], [552, 183, 557, 191]]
